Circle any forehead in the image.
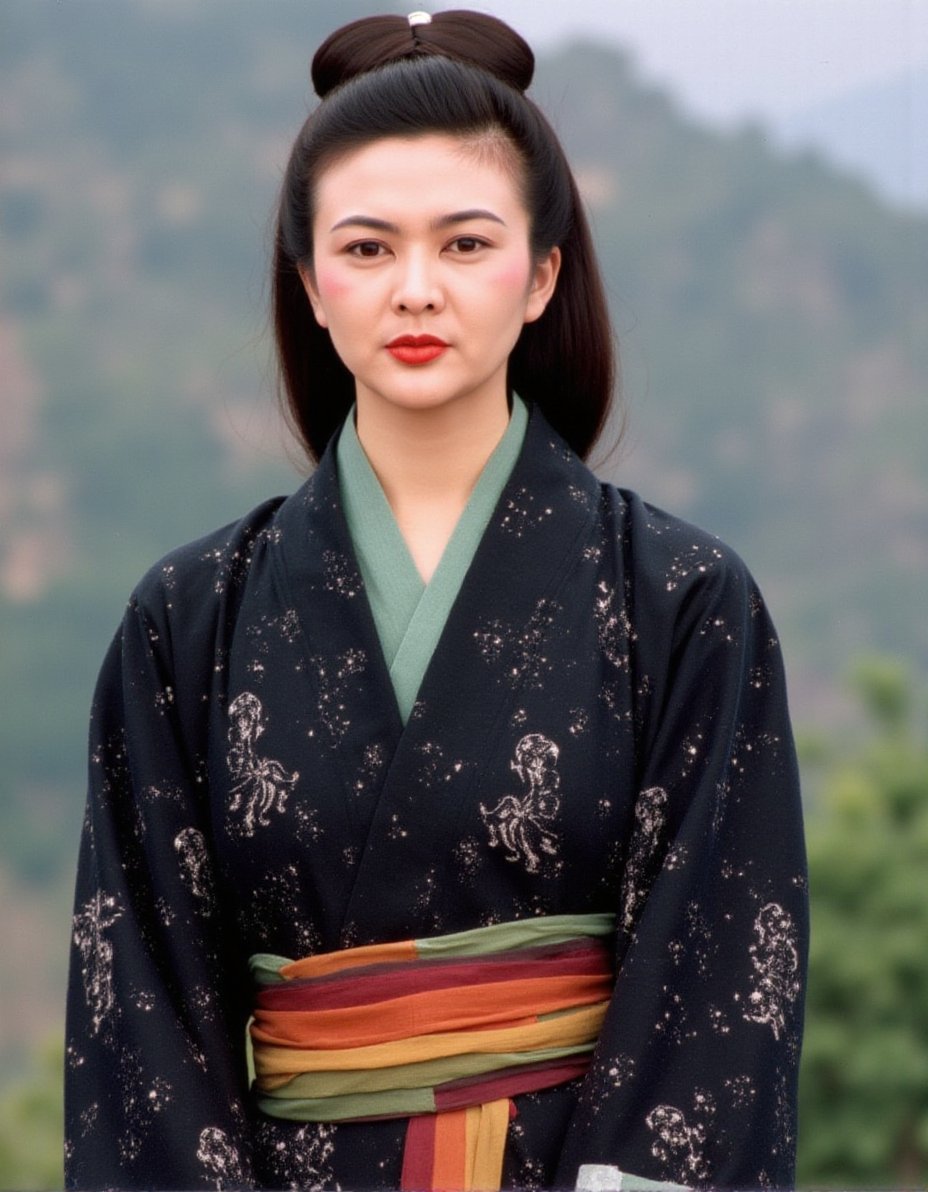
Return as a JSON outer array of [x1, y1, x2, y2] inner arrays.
[[313, 133, 526, 221]]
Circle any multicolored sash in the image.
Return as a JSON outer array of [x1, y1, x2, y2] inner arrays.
[[250, 913, 615, 1191]]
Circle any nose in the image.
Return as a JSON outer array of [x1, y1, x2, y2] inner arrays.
[[391, 250, 444, 315]]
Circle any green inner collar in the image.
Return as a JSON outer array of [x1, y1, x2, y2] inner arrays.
[[336, 396, 529, 723]]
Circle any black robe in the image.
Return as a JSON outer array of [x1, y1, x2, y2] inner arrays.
[[65, 404, 807, 1190]]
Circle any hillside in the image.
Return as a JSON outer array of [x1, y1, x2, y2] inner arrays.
[[780, 63, 928, 214], [1, 0, 927, 1081], [533, 44, 928, 692]]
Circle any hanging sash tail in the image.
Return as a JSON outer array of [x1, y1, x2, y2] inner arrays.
[[249, 913, 616, 1191]]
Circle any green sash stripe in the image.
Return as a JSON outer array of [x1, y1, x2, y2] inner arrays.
[[415, 913, 615, 959], [264, 1042, 594, 1100], [257, 1085, 437, 1122], [250, 913, 616, 1127], [250, 913, 615, 983]]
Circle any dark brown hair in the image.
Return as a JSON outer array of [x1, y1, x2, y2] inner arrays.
[[273, 10, 616, 462]]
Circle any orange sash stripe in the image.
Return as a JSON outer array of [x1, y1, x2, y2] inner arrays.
[[251, 971, 611, 1050], [253, 1001, 608, 1080], [251, 915, 616, 1191], [280, 938, 417, 980], [432, 1106, 470, 1190]]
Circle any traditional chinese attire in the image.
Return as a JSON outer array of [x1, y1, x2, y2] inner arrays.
[[65, 398, 807, 1190]]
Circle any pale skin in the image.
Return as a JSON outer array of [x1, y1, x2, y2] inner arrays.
[[299, 133, 560, 582]]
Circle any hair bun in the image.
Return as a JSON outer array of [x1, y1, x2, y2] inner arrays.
[[311, 9, 535, 99]]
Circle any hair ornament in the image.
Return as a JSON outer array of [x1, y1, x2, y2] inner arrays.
[[407, 11, 432, 26]]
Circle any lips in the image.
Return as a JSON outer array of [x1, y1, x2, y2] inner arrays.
[[386, 334, 449, 365]]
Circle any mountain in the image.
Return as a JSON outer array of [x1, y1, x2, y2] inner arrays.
[[1, 0, 927, 1081], [778, 63, 928, 214], [533, 43, 928, 693]]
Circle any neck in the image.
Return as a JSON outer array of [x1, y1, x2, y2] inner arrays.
[[353, 391, 511, 514]]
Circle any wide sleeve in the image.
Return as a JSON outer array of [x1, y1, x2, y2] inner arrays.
[[555, 543, 808, 1190], [64, 589, 254, 1190]]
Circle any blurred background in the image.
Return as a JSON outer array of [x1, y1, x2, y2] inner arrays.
[[1, 0, 926, 1185]]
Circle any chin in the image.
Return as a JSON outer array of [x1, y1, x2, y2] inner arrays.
[[366, 379, 507, 414], [361, 386, 473, 415]]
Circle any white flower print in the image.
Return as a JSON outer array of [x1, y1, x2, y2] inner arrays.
[[743, 902, 801, 1040], [620, 786, 669, 933], [646, 1103, 709, 1183], [480, 732, 561, 874], [72, 890, 122, 1037], [226, 692, 299, 836], [197, 1126, 245, 1189], [174, 827, 216, 914]]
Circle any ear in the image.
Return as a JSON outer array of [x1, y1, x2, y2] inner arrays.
[[297, 260, 328, 329], [523, 246, 561, 325]]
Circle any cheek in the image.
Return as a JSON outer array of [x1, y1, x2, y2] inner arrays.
[[313, 267, 354, 304], [490, 262, 533, 294]]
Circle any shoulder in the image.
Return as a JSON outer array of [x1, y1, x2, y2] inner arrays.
[[600, 483, 752, 583], [526, 405, 764, 636], [127, 492, 294, 634], [623, 485, 750, 576], [596, 482, 762, 640], [530, 407, 753, 608], [591, 487, 791, 752]]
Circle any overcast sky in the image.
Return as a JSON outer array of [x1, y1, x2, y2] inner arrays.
[[455, 0, 928, 124]]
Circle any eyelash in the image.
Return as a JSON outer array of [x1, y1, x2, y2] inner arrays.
[[449, 236, 487, 254], [345, 236, 489, 258]]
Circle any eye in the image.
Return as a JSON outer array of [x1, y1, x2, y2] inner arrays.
[[346, 240, 386, 258], [448, 236, 487, 255]]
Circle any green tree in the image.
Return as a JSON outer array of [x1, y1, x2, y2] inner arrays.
[[798, 658, 928, 1186], [0, 1039, 63, 1191]]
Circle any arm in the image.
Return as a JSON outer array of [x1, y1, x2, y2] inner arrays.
[[65, 590, 254, 1190], [557, 542, 808, 1190]]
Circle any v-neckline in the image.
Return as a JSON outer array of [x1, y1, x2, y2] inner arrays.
[[269, 400, 603, 937], [336, 397, 529, 722]]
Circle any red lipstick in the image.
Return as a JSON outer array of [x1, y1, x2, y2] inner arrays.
[[386, 334, 448, 365]]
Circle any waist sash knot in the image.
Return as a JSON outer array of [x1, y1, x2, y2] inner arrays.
[[250, 913, 615, 1191]]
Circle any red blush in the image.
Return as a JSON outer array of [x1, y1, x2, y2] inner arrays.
[[492, 263, 532, 291], [314, 268, 352, 299]]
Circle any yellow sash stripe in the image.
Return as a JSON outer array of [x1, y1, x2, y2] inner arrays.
[[471, 1100, 511, 1190], [253, 1002, 607, 1081]]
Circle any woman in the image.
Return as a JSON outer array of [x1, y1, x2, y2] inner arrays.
[[65, 11, 807, 1191]]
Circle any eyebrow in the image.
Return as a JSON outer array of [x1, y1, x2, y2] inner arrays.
[[329, 209, 507, 234]]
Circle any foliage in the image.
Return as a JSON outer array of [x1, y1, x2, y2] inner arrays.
[[1, 657, 927, 1187], [0, 1040, 63, 1192], [797, 658, 928, 1186], [2, 5, 928, 1185], [3, 0, 928, 892]]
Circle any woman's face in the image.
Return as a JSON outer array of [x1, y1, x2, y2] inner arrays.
[[299, 133, 560, 420]]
